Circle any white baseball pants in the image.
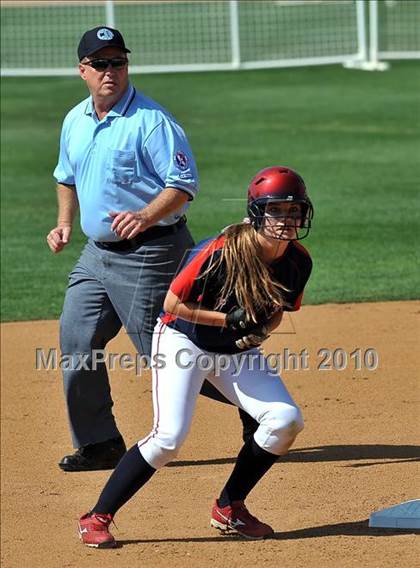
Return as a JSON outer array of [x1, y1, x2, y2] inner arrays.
[[138, 320, 304, 469]]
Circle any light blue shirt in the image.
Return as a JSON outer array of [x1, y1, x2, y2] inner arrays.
[[53, 84, 199, 241]]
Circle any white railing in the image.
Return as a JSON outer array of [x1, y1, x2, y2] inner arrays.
[[374, 0, 420, 61], [1, 1, 418, 77]]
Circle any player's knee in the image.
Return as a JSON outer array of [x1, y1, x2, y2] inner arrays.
[[151, 444, 180, 469], [139, 429, 187, 469], [272, 405, 304, 437], [256, 405, 304, 455]]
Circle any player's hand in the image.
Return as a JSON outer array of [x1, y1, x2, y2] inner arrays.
[[225, 307, 270, 332], [109, 210, 152, 239], [225, 308, 250, 331], [235, 324, 270, 350], [46, 224, 72, 253]]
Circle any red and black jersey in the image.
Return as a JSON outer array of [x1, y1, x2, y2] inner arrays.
[[161, 233, 312, 353]]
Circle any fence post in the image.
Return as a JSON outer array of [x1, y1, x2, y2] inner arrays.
[[368, 0, 389, 70], [105, 0, 115, 28], [344, 0, 389, 71], [356, 0, 368, 63], [229, 0, 241, 69], [369, 0, 379, 65]]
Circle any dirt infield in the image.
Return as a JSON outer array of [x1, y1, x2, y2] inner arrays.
[[1, 301, 419, 568]]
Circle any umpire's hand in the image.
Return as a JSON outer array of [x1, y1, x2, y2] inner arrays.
[[109, 210, 152, 239], [47, 224, 72, 253]]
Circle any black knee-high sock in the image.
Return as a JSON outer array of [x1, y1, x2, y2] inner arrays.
[[238, 407, 260, 443], [218, 437, 278, 507], [92, 444, 156, 516]]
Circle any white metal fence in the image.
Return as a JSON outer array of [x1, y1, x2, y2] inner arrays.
[[1, 0, 419, 77], [370, 0, 420, 65]]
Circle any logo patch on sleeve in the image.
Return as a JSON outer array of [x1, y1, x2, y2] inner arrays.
[[175, 151, 188, 170]]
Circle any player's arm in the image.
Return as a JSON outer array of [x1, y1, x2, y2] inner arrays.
[[164, 292, 284, 330], [164, 290, 227, 327], [282, 251, 313, 312], [47, 184, 78, 253]]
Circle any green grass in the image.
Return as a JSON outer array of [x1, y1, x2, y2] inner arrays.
[[1, 61, 420, 321]]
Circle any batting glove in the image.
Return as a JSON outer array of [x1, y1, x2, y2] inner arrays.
[[235, 324, 270, 350], [225, 308, 249, 331]]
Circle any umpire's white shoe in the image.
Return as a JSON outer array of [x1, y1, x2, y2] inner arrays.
[[210, 499, 274, 540]]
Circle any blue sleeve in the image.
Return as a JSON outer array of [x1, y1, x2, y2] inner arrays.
[[53, 116, 75, 185], [142, 118, 199, 199]]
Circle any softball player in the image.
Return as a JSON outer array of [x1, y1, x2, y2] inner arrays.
[[78, 166, 314, 545]]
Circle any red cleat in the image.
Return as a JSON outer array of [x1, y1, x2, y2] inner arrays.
[[78, 512, 116, 548], [210, 499, 274, 540]]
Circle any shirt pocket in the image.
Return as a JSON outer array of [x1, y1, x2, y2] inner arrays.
[[107, 149, 136, 185]]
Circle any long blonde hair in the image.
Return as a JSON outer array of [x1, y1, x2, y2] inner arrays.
[[203, 223, 288, 323]]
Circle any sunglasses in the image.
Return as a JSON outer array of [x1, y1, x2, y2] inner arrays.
[[85, 57, 128, 71]]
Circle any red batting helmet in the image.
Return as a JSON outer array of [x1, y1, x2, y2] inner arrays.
[[247, 166, 313, 240]]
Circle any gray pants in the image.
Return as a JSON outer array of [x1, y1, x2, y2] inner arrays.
[[60, 226, 197, 448]]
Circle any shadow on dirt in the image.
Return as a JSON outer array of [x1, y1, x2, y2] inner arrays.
[[167, 444, 420, 468], [116, 519, 418, 546]]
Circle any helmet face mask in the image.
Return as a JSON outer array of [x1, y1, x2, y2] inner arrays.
[[247, 166, 313, 241]]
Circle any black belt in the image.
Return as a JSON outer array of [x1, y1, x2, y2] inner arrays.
[[94, 216, 187, 251]]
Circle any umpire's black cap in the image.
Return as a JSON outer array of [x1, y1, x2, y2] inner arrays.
[[78, 26, 131, 61]]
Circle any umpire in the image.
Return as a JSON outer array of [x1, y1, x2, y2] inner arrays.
[[47, 26, 200, 471]]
